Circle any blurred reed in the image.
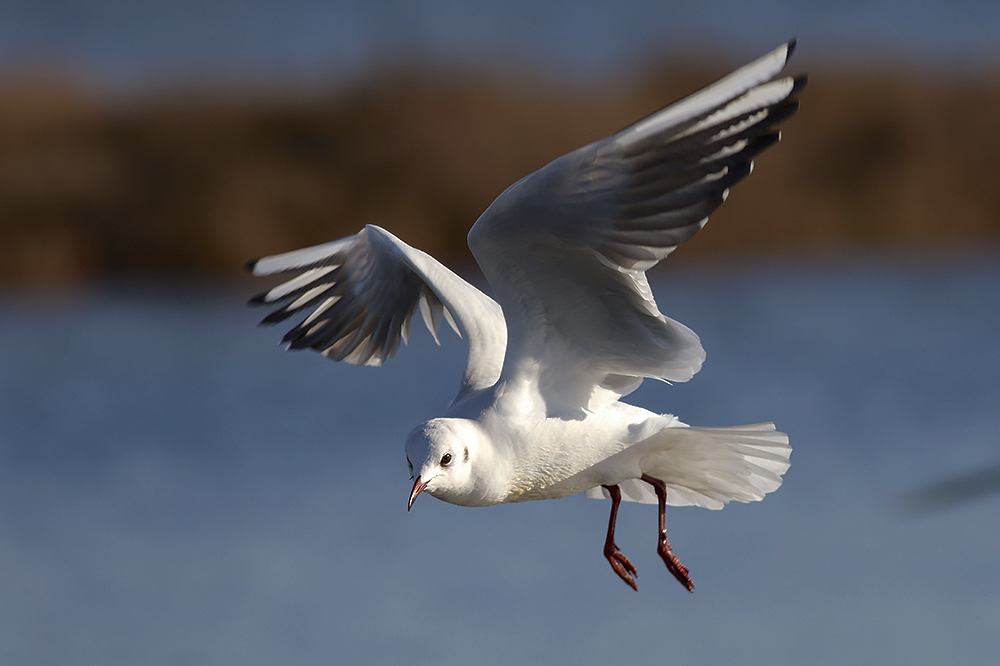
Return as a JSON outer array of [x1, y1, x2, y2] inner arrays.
[[1, 59, 998, 287]]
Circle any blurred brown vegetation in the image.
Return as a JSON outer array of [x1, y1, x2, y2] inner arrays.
[[1, 60, 999, 287]]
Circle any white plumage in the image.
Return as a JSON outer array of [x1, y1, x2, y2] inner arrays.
[[248, 41, 805, 590]]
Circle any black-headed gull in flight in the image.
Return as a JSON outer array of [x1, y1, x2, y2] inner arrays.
[[248, 41, 805, 591]]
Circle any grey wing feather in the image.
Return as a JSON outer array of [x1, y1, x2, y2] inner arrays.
[[248, 225, 506, 403], [576, 43, 806, 271], [468, 41, 805, 415]]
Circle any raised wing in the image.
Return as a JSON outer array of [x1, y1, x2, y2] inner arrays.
[[247, 225, 507, 403], [468, 41, 805, 417]]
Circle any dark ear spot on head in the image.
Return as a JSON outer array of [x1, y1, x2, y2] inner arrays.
[[463, 446, 469, 463]]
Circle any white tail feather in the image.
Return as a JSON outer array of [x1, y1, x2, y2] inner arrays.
[[584, 422, 790, 509]]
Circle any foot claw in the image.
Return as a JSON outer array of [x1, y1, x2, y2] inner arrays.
[[657, 540, 694, 592], [605, 544, 638, 590]]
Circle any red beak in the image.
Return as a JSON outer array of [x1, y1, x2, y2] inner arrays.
[[408, 476, 429, 511]]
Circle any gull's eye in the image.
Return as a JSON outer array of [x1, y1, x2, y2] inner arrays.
[[440, 452, 453, 467]]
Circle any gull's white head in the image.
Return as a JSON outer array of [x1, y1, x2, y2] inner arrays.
[[405, 418, 494, 509]]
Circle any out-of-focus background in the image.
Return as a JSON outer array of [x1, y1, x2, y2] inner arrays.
[[2, 2, 999, 665]]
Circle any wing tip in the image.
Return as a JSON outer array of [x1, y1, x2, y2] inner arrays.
[[786, 37, 797, 60], [283, 328, 309, 348], [247, 291, 268, 307], [244, 258, 259, 274], [260, 308, 294, 326], [791, 74, 808, 97]]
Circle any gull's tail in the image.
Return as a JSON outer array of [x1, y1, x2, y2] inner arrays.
[[585, 422, 791, 508]]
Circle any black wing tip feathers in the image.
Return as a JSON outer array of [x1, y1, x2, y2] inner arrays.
[[281, 327, 309, 348], [791, 74, 808, 97], [786, 38, 797, 58], [260, 309, 297, 326], [247, 292, 269, 307], [243, 258, 259, 274], [748, 131, 781, 155], [767, 99, 801, 127]]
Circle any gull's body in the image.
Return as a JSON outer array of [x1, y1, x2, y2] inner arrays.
[[249, 42, 805, 590]]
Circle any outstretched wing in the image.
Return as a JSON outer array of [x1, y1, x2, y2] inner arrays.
[[247, 225, 506, 403], [468, 41, 805, 417]]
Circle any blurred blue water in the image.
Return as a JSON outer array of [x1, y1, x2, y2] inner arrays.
[[2, 258, 999, 665], [1, 0, 998, 88]]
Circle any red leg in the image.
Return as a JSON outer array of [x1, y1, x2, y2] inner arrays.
[[641, 474, 694, 592], [602, 484, 638, 590]]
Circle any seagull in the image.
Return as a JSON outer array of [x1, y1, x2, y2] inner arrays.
[[247, 41, 805, 591]]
